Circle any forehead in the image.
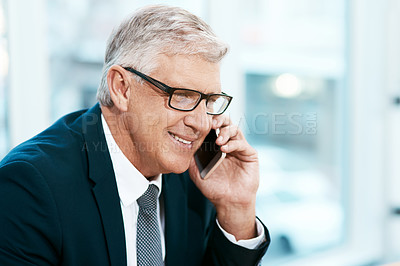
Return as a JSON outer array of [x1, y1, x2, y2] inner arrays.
[[151, 54, 222, 94]]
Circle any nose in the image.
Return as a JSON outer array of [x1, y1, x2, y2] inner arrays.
[[183, 101, 211, 133]]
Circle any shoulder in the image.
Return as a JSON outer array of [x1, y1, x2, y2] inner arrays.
[[0, 159, 56, 201], [0, 104, 102, 184]]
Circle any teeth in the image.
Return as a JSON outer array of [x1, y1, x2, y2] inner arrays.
[[170, 133, 192, 145]]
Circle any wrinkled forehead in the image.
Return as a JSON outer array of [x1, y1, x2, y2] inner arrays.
[[150, 54, 222, 94]]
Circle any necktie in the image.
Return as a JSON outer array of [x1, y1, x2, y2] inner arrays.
[[136, 184, 163, 266]]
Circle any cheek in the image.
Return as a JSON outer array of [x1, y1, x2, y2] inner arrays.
[[127, 101, 167, 132], [122, 112, 141, 135], [142, 113, 165, 129], [133, 95, 172, 129], [165, 110, 186, 127]]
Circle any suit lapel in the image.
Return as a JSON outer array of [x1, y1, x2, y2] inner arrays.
[[92, 180, 126, 266], [163, 173, 188, 266], [83, 104, 127, 266]]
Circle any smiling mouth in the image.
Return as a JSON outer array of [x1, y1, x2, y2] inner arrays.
[[168, 132, 193, 145]]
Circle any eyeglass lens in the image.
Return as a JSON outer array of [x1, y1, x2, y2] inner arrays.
[[170, 89, 229, 114]]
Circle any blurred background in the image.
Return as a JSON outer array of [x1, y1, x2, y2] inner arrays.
[[1, 0, 400, 265]]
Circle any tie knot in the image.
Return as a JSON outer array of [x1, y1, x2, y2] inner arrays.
[[137, 184, 159, 210]]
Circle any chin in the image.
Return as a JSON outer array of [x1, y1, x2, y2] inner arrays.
[[164, 159, 191, 174], [172, 164, 190, 174], [171, 169, 188, 174]]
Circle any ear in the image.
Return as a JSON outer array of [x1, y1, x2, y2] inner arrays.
[[107, 65, 132, 112]]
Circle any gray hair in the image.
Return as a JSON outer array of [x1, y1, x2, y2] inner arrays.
[[97, 5, 229, 107]]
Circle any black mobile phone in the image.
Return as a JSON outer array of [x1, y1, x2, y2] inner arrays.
[[194, 129, 226, 179]]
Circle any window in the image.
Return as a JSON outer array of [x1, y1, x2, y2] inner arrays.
[[247, 73, 344, 261], [208, 0, 347, 263], [0, 0, 8, 157]]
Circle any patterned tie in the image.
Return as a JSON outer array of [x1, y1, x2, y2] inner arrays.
[[136, 184, 163, 266]]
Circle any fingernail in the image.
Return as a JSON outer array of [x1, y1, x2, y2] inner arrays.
[[217, 136, 223, 142]]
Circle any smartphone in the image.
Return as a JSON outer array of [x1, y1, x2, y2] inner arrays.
[[194, 129, 226, 179]]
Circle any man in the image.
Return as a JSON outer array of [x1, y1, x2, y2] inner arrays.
[[0, 5, 270, 266]]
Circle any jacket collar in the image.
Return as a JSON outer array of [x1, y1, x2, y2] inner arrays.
[[163, 173, 188, 266], [81, 103, 127, 266]]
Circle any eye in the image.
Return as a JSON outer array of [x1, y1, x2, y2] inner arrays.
[[173, 92, 188, 101], [170, 90, 201, 109]]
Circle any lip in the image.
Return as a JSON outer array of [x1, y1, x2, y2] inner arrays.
[[168, 131, 196, 149]]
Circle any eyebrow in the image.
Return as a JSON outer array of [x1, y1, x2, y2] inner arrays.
[[125, 67, 222, 95]]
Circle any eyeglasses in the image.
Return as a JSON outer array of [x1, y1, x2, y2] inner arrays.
[[123, 67, 232, 115]]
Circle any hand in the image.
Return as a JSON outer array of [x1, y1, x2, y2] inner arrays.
[[188, 115, 259, 240]]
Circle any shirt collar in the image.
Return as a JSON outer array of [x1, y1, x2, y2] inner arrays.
[[101, 114, 162, 207]]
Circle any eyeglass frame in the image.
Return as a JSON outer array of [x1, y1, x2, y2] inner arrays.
[[122, 67, 233, 115]]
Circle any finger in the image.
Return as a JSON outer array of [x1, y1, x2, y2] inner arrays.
[[221, 139, 243, 153], [212, 115, 231, 129], [221, 139, 258, 159], [217, 125, 239, 145], [188, 157, 202, 183]]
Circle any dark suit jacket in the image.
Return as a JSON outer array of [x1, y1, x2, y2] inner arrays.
[[0, 104, 269, 266]]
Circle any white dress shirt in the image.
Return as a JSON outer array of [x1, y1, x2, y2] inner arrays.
[[101, 115, 265, 266]]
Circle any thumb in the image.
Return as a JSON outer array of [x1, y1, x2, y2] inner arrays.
[[188, 157, 201, 183]]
